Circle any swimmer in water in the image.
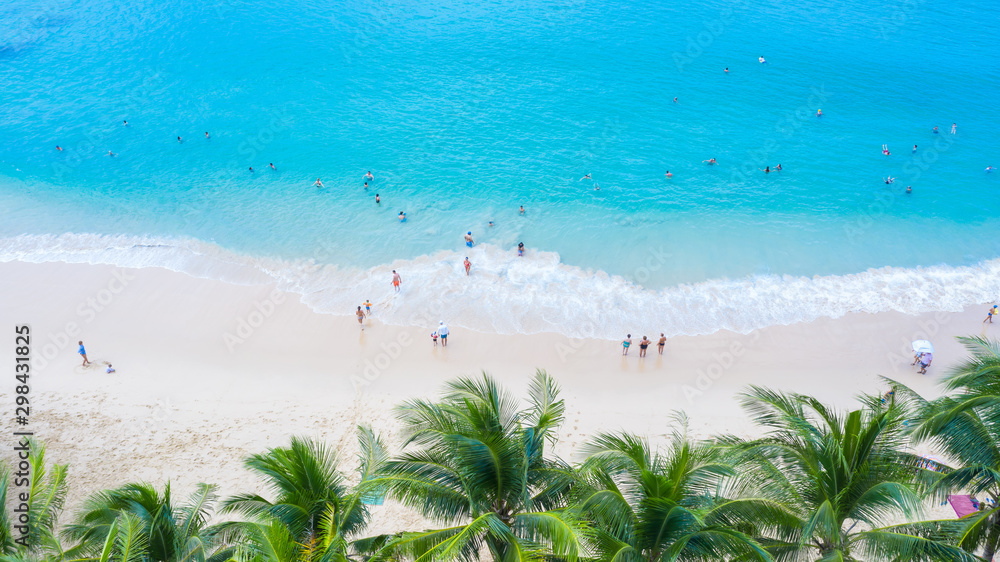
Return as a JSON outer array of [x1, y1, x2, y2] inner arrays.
[[665, 171, 672, 178], [315, 178, 324, 188], [398, 211, 406, 222], [580, 173, 591, 181], [933, 126, 939, 134], [375, 193, 380, 203], [594, 183, 600, 190], [489, 220, 494, 227], [882, 144, 890, 156], [673, 97, 678, 103], [177, 136, 183, 143], [906, 185, 912, 193], [108, 150, 116, 157], [703, 158, 717, 164], [518, 242, 524, 257], [951, 123, 957, 134], [912, 145, 917, 153], [775, 164, 782, 171], [884, 177, 894, 184], [205, 132, 210, 139], [986, 166, 995, 173], [759, 55, 766, 63], [724, 67, 729, 73], [760, 166, 770, 173], [270, 163, 276, 170], [365, 171, 374, 180], [519, 205, 525, 215], [364, 182, 369, 190], [249, 167, 254, 173], [56, 146, 62, 151], [123, 120, 128, 126], [465, 231, 474, 247]]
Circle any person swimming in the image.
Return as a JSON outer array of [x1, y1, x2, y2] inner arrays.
[[580, 173, 591, 180], [108, 150, 115, 157], [465, 231, 474, 247], [673, 97, 678, 103], [724, 67, 729, 73], [398, 211, 406, 221], [364, 182, 369, 189], [177, 136, 183, 143], [906, 185, 912, 193], [249, 166, 254, 173], [123, 120, 128, 126], [205, 132, 210, 139], [951, 123, 957, 134], [519, 205, 525, 215], [489, 220, 495, 227], [315, 178, 324, 188], [882, 144, 890, 156], [933, 126, 939, 134], [270, 163, 276, 170], [912, 145, 917, 153], [365, 171, 374, 180], [759, 55, 766, 63], [665, 171, 672, 178], [56, 146, 62, 151], [594, 183, 600, 190], [987, 166, 995, 173], [884, 176, 895, 184], [775, 164, 782, 171], [760, 166, 770, 173], [816, 109, 822, 116], [703, 158, 717, 164], [375, 193, 381, 203]]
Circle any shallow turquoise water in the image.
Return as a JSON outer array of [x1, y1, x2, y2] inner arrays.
[[1, 0, 999, 336]]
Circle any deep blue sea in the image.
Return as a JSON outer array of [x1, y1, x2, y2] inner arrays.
[[2, 0, 999, 338]]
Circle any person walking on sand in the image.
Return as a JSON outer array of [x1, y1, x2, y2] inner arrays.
[[985, 305, 998, 324], [639, 336, 651, 357], [438, 321, 449, 347], [657, 333, 666, 355], [364, 299, 373, 315], [464, 257, 471, 275], [392, 270, 401, 293], [78, 341, 90, 367], [356, 306, 366, 330], [622, 334, 632, 356], [431, 331, 438, 346]]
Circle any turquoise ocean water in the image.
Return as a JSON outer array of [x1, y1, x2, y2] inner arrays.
[[2, 0, 999, 338]]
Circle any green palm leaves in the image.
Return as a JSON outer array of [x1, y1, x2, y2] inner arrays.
[[367, 370, 588, 561]]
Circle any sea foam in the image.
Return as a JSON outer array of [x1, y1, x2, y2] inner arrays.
[[2, 233, 998, 340]]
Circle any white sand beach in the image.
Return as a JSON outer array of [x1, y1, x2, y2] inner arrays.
[[1, 260, 989, 530]]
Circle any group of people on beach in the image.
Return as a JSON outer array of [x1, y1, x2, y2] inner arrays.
[[621, 334, 667, 358]]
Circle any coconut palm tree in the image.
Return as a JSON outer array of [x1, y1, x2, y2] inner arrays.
[[0, 440, 71, 561], [723, 386, 979, 561], [896, 336, 1000, 560], [367, 370, 589, 561], [574, 417, 772, 561], [64, 481, 231, 562], [220, 427, 388, 562]]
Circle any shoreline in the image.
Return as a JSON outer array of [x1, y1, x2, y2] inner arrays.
[[1, 259, 994, 530]]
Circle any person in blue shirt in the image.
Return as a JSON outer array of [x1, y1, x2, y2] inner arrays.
[[78, 341, 90, 367]]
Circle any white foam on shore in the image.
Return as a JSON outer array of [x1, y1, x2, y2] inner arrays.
[[3, 233, 999, 339]]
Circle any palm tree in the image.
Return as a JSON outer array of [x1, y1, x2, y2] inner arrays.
[[574, 417, 772, 561], [724, 386, 979, 561], [367, 370, 589, 561], [221, 427, 388, 562], [0, 440, 70, 561], [897, 336, 1000, 560], [64, 481, 231, 562]]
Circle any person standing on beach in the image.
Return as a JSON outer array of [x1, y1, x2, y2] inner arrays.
[[639, 336, 650, 357], [464, 257, 471, 276], [438, 321, 449, 347], [392, 270, 402, 293], [356, 306, 366, 330], [78, 341, 90, 367], [985, 305, 998, 324], [622, 334, 632, 356], [658, 333, 666, 355]]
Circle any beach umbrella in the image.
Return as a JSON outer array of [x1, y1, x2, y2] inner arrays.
[[912, 340, 934, 354]]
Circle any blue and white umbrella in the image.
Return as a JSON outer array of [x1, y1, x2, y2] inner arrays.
[[912, 340, 935, 354]]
